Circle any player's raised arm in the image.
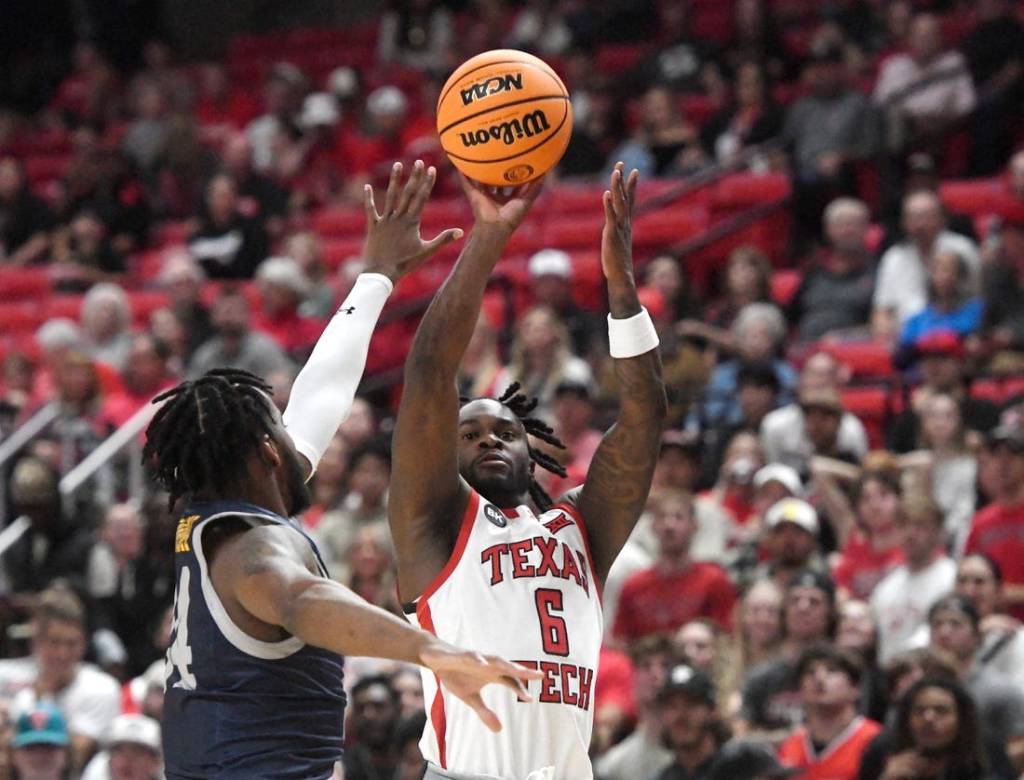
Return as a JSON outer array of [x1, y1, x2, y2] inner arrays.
[[282, 160, 462, 480], [389, 175, 543, 601], [217, 522, 541, 732], [568, 164, 667, 584]]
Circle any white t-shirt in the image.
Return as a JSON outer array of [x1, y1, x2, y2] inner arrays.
[[0, 657, 121, 741], [871, 555, 956, 664], [760, 403, 869, 467], [872, 231, 979, 326], [873, 51, 976, 120]]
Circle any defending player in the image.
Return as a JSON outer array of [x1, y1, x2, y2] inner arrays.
[[389, 163, 667, 779], [149, 162, 541, 780]]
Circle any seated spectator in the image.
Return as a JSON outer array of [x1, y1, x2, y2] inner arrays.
[[121, 79, 172, 188], [720, 579, 784, 719], [317, 438, 391, 577], [0, 585, 121, 768], [707, 739, 796, 780], [252, 257, 324, 358], [778, 645, 881, 779], [389, 667, 424, 721], [653, 664, 728, 780], [10, 702, 72, 780], [1, 458, 94, 596], [787, 197, 875, 343], [543, 380, 602, 497], [955, 554, 1024, 689], [832, 470, 905, 601], [724, 0, 793, 81], [963, 0, 1024, 175], [873, 13, 976, 152], [906, 392, 977, 553], [527, 249, 602, 358], [836, 599, 888, 723], [761, 352, 869, 471], [338, 86, 412, 188], [100, 333, 176, 427], [285, 92, 345, 208], [979, 218, 1024, 373], [610, 85, 705, 178], [701, 61, 784, 167], [343, 525, 401, 617], [860, 677, 996, 780], [80, 713, 162, 780], [700, 304, 796, 430], [872, 190, 979, 341], [783, 42, 878, 248], [927, 594, 1024, 757], [493, 306, 593, 422], [702, 246, 773, 335], [871, 494, 956, 664], [698, 431, 764, 537], [221, 133, 289, 240], [594, 636, 675, 780], [740, 570, 838, 737], [631, 2, 719, 94], [157, 249, 213, 361], [899, 248, 983, 349], [376, 1, 454, 71], [188, 173, 270, 279], [343, 675, 402, 780], [888, 331, 999, 453], [965, 418, 1024, 621], [51, 210, 127, 292], [0, 156, 54, 266], [194, 63, 259, 139], [188, 287, 292, 380], [80, 283, 133, 372], [246, 63, 305, 173], [285, 231, 335, 319], [700, 361, 781, 486], [613, 489, 737, 643], [458, 313, 504, 401], [645, 254, 700, 325], [749, 499, 826, 593]]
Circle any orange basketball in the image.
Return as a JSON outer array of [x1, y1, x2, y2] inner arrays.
[[436, 49, 573, 186]]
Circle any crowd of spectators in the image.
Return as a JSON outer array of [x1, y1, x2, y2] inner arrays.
[[2, 0, 1024, 778]]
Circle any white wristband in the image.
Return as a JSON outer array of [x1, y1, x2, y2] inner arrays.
[[607, 307, 660, 359]]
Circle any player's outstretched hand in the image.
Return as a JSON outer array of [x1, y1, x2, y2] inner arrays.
[[601, 161, 639, 285], [419, 640, 543, 732], [459, 173, 544, 239], [362, 160, 464, 284]]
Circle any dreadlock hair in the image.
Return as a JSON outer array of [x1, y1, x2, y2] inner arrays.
[[461, 382, 568, 511], [143, 368, 277, 510]]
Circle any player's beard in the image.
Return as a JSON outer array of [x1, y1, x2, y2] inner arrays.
[[468, 459, 531, 507]]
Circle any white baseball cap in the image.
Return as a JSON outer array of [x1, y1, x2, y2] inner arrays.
[[528, 249, 572, 279], [765, 497, 819, 535], [300, 92, 340, 128], [107, 714, 161, 755], [754, 464, 803, 497]]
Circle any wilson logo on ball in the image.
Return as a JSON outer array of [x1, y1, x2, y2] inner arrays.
[[458, 109, 551, 148], [460, 73, 524, 106]]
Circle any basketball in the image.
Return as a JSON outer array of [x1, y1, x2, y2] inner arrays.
[[436, 49, 573, 186]]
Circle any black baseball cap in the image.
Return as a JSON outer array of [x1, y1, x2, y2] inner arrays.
[[659, 664, 716, 706], [708, 740, 799, 780], [786, 569, 836, 603]]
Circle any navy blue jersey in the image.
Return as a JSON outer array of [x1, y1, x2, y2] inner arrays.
[[163, 501, 346, 780]]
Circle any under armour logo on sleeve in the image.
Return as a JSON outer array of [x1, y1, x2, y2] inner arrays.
[[338, 306, 356, 315]]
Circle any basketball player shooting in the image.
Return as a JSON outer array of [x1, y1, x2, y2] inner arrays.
[[147, 161, 542, 780], [390, 163, 667, 780]]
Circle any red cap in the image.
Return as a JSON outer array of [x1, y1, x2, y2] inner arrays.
[[915, 330, 965, 359]]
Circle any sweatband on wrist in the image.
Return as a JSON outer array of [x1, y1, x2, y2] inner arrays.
[[283, 272, 393, 472], [607, 307, 659, 359]]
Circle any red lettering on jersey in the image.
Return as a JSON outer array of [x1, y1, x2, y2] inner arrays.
[[509, 539, 536, 578], [480, 544, 509, 585], [575, 550, 590, 596], [539, 662, 561, 703], [560, 664, 578, 706], [534, 537, 561, 577], [577, 666, 593, 711], [561, 549, 585, 594], [543, 514, 573, 535]]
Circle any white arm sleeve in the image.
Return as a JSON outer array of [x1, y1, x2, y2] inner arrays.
[[282, 273, 393, 472]]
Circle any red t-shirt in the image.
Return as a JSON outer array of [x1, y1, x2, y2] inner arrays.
[[966, 501, 1024, 620], [612, 562, 737, 641], [594, 646, 635, 720], [778, 717, 882, 780], [832, 533, 905, 600], [252, 309, 326, 356]]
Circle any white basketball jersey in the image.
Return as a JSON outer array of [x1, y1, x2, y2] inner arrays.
[[406, 490, 603, 780]]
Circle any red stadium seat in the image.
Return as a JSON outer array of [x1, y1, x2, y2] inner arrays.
[[23, 154, 70, 187], [322, 237, 367, 271], [546, 185, 605, 217], [542, 215, 605, 251], [0, 267, 51, 300], [45, 295, 84, 321], [840, 385, 890, 448], [771, 270, 802, 306], [0, 303, 43, 335], [596, 44, 649, 75], [818, 340, 893, 380], [128, 291, 171, 325], [632, 206, 709, 250], [312, 206, 366, 239], [712, 173, 791, 209]]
